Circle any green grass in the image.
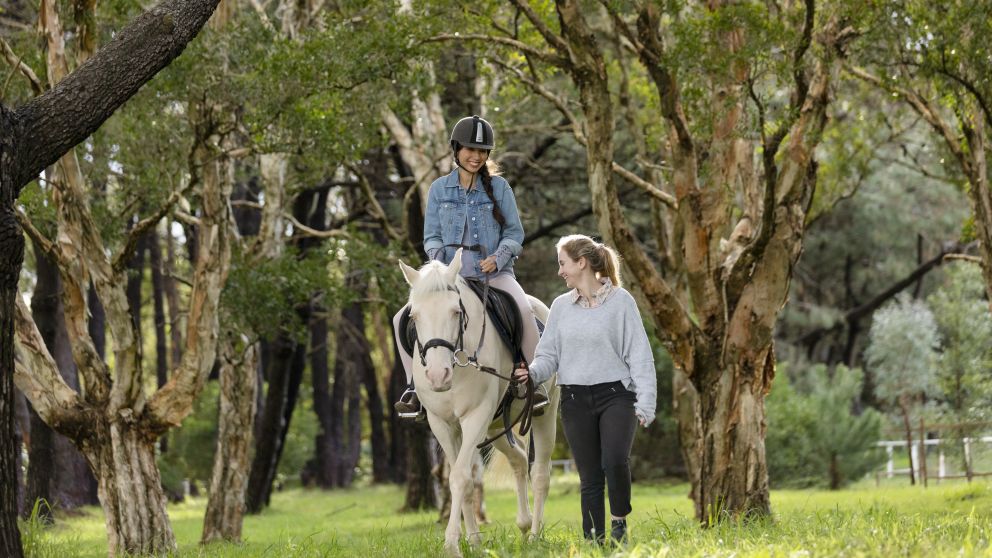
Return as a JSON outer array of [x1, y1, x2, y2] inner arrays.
[[20, 475, 992, 557]]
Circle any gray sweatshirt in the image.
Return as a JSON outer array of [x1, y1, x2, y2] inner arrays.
[[528, 287, 657, 425]]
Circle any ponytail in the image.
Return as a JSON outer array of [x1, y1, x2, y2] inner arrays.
[[598, 244, 622, 288], [479, 162, 506, 227]]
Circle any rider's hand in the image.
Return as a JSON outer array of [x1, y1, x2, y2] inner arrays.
[[480, 255, 498, 274], [512, 367, 530, 383]]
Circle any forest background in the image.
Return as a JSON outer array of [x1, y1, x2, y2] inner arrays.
[[1, 0, 991, 556]]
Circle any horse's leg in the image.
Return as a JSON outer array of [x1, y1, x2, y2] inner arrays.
[[527, 383, 561, 539], [426, 414, 465, 558], [451, 407, 496, 550], [490, 432, 533, 534]]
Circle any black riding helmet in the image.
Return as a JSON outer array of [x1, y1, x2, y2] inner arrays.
[[450, 115, 495, 151]]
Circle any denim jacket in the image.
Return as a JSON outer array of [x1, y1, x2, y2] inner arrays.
[[423, 169, 524, 278]]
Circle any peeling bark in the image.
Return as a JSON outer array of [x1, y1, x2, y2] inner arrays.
[[201, 331, 258, 544]]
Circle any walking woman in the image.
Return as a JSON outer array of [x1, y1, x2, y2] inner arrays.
[[393, 115, 546, 416], [514, 234, 657, 545]]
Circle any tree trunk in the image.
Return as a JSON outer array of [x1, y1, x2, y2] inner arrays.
[[85, 420, 175, 555], [245, 333, 297, 513], [829, 453, 841, 490], [361, 328, 390, 484], [695, 351, 773, 521], [329, 297, 368, 487], [388, 342, 408, 484], [312, 303, 334, 488], [272, 342, 306, 486], [900, 398, 916, 485], [201, 331, 258, 544], [402, 423, 436, 511], [148, 233, 170, 453], [0, 177, 25, 557], [163, 220, 184, 369]]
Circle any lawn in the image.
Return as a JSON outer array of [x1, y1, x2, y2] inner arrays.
[[21, 473, 992, 557]]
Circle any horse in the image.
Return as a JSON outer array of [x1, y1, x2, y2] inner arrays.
[[399, 249, 560, 557]]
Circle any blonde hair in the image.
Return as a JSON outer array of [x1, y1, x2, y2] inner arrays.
[[556, 234, 622, 288]]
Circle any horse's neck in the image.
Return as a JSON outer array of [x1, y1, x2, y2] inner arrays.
[[460, 287, 509, 367]]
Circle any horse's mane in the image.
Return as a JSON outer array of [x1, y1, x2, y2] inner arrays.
[[409, 261, 467, 301]]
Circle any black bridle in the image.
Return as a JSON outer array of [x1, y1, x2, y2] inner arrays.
[[413, 285, 473, 367]]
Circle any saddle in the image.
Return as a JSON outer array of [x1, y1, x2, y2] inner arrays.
[[398, 278, 526, 362]]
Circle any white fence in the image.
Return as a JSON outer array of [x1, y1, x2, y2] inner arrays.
[[877, 436, 992, 482]]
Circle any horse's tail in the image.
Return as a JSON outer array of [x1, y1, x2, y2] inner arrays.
[[480, 443, 495, 468]]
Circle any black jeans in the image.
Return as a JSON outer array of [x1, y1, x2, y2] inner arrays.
[[560, 381, 637, 541]]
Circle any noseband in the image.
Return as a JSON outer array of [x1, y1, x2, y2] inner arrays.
[[414, 285, 473, 367]]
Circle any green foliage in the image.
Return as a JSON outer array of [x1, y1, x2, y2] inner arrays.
[[767, 364, 884, 489], [865, 294, 941, 407], [927, 263, 992, 442], [159, 381, 222, 493]]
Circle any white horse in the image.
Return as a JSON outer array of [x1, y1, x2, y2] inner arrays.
[[399, 250, 559, 557]]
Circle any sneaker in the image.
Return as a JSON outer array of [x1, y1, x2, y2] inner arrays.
[[394, 389, 424, 420], [610, 519, 627, 545], [583, 528, 605, 545]]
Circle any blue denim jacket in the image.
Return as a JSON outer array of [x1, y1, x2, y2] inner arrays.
[[423, 169, 524, 279]]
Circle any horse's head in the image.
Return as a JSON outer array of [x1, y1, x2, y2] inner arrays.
[[399, 249, 466, 392]]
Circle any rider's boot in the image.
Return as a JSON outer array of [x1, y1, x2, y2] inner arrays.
[[513, 382, 550, 416], [394, 385, 425, 421]]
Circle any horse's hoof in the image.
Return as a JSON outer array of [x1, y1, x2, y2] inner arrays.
[[516, 517, 532, 533], [467, 532, 482, 547], [444, 541, 462, 558]]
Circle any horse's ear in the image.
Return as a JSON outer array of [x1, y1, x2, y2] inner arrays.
[[398, 260, 419, 286], [447, 248, 463, 280]]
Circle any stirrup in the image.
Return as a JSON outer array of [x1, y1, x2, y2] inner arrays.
[[532, 384, 550, 416], [395, 388, 422, 419]]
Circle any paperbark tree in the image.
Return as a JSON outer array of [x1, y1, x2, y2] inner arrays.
[[14, 94, 231, 554], [458, 0, 855, 521], [0, 1, 221, 554]]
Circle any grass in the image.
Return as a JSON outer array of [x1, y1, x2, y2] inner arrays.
[[20, 474, 992, 557]]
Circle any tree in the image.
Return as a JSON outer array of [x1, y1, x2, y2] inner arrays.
[[849, 2, 992, 308], [0, 1, 221, 555], [766, 364, 883, 489], [865, 294, 940, 485], [927, 263, 992, 479], [437, 0, 857, 521]]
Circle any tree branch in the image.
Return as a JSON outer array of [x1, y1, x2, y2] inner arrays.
[[846, 64, 974, 181], [14, 208, 62, 267], [12, 0, 222, 193], [13, 295, 90, 441], [507, 0, 569, 55], [0, 36, 44, 95], [348, 163, 401, 241], [795, 241, 970, 346], [425, 33, 566, 68], [112, 190, 185, 274]]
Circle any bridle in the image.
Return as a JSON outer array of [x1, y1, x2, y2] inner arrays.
[[413, 284, 479, 369]]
